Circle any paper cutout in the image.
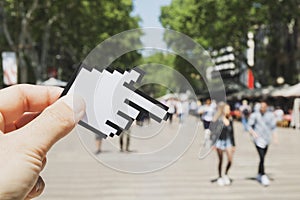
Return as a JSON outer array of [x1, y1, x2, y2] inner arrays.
[[65, 66, 169, 138]]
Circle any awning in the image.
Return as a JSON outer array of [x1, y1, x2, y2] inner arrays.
[[272, 83, 300, 97]]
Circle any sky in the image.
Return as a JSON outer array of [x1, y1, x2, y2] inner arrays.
[[131, 0, 172, 27], [131, 0, 172, 54]]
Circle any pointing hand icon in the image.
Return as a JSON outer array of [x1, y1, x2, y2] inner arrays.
[[66, 66, 169, 138]]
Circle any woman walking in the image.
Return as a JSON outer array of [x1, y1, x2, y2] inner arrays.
[[211, 102, 236, 186]]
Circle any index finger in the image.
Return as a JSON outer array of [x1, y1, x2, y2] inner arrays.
[[0, 84, 63, 128]]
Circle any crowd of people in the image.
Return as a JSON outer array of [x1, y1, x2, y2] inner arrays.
[[0, 83, 296, 199], [94, 95, 283, 187], [197, 98, 278, 187], [93, 96, 285, 187], [160, 96, 281, 187]]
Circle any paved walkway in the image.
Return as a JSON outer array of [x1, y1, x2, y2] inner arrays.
[[37, 116, 300, 200]]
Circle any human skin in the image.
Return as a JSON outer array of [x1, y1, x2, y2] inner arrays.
[[0, 84, 85, 200]]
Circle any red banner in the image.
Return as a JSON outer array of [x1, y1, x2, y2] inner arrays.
[[247, 69, 254, 89]]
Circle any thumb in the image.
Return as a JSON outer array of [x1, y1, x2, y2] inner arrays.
[[21, 94, 85, 153]]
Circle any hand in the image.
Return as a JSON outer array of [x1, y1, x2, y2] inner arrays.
[[231, 146, 236, 153], [0, 84, 85, 200], [250, 130, 258, 139]]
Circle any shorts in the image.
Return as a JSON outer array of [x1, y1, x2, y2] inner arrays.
[[203, 120, 211, 129], [215, 139, 232, 150], [95, 134, 103, 140]]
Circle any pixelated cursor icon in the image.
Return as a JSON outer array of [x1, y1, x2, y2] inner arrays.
[[64, 66, 169, 139]]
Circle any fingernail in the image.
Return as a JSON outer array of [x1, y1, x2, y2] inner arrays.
[[61, 95, 86, 123]]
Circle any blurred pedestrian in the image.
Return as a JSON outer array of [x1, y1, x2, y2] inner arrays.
[[166, 98, 176, 124], [94, 135, 102, 154], [182, 99, 190, 122], [199, 98, 216, 144], [176, 100, 183, 123], [247, 101, 278, 186], [239, 100, 251, 131], [189, 99, 198, 116], [200, 98, 215, 129], [291, 98, 300, 129], [211, 102, 236, 186], [120, 129, 131, 152], [274, 106, 284, 124]]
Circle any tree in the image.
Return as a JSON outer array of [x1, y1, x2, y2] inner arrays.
[[252, 0, 300, 85], [160, 0, 254, 94], [0, 0, 140, 85], [160, 0, 300, 86], [138, 52, 177, 97], [161, 0, 253, 56]]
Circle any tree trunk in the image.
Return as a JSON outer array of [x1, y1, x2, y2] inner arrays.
[[40, 16, 57, 82]]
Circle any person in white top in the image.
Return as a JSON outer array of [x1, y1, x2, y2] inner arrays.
[[166, 98, 177, 124], [176, 100, 183, 123], [274, 106, 284, 123], [199, 98, 216, 129], [199, 98, 216, 145]]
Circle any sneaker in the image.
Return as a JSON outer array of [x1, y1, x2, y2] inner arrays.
[[256, 174, 262, 182], [217, 177, 225, 186], [94, 150, 101, 155], [223, 175, 231, 185], [261, 175, 270, 186]]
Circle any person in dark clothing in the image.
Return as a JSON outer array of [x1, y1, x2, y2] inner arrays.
[[211, 102, 235, 186], [120, 129, 131, 152]]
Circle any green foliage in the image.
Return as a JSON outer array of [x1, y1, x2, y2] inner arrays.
[[114, 52, 178, 98], [135, 52, 207, 97], [160, 0, 253, 51], [0, 0, 140, 85], [160, 0, 300, 86], [140, 53, 176, 97]]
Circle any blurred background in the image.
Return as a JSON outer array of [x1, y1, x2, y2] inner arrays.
[[0, 0, 299, 89], [1, 0, 299, 120], [1, 1, 300, 200]]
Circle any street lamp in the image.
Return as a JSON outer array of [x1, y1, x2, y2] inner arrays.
[[276, 76, 285, 85]]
